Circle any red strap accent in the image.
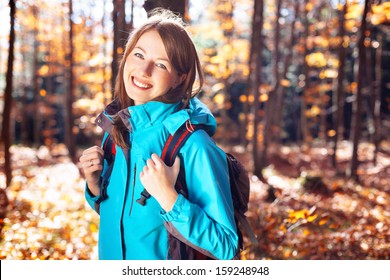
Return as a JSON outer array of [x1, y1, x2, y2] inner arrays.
[[161, 135, 173, 162], [111, 142, 116, 155], [169, 129, 191, 163], [103, 135, 116, 155]]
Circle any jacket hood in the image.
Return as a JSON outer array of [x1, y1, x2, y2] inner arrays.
[[95, 97, 217, 137], [163, 97, 217, 137]]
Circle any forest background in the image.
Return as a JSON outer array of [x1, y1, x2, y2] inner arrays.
[[0, 0, 389, 260]]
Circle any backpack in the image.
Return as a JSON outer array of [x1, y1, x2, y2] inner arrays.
[[97, 120, 258, 259]]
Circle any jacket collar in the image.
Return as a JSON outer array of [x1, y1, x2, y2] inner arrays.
[[120, 101, 182, 132], [95, 98, 187, 134], [95, 97, 217, 137]]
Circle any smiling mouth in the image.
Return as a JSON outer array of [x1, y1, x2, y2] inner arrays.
[[132, 77, 152, 89]]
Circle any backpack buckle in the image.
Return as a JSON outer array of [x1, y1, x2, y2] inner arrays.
[[136, 189, 151, 206]]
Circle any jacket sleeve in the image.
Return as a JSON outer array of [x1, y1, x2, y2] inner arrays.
[[84, 132, 109, 214], [85, 183, 101, 213], [160, 129, 239, 260]]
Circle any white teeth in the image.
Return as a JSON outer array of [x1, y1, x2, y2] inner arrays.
[[133, 78, 151, 89]]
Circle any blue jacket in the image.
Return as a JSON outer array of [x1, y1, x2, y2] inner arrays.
[[85, 98, 239, 260]]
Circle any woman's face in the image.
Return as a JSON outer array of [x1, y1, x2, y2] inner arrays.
[[123, 29, 183, 105]]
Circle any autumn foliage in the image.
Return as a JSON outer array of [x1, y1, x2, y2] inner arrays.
[[0, 140, 389, 260], [0, 0, 389, 260]]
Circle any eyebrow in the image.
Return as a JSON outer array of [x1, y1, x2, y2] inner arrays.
[[134, 46, 171, 63]]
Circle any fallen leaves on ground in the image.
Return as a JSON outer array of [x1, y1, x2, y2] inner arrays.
[[231, 141, 390, 260], [0, 144, 99, 260], [0, 141, 389, 260]]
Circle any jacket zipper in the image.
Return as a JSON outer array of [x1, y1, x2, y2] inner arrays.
[[129, 164, 136, 216]]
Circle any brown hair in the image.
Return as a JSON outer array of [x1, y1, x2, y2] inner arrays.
[[111, 9, 204, 148]]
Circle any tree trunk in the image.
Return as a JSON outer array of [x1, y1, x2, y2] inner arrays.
[[20, 27, 29, 145], [373, 33, 383, 165], [143, 0, 188, 19], [251, 0, 264, 177], [300, 0, 310, 144], [220, 0, 234, 146], [348, 0, 371, 180], [274, 0, 299, 144], [31, 5, 41, 146], [65, 0, 76, 161], [332, 2, 347, 169], [101, 0, 109, 104], [1, 0, 16, 188], [243, 0, 259, 148], [112, 0, 127, 96], [260, 0, 282, 167], [366, 35, 376, 144]]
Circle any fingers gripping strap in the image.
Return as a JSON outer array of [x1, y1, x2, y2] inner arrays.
[[137, 121, 203, 206]]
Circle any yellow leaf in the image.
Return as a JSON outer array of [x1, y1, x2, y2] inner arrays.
[[210, 56, 223, 64], [89, 223, 98, 232], [346, 4, 364, 20], [279, 224, 287, 233], [307, 214, 318, 223], [288, 209, 308, 220], [371, 4, 383, 14]]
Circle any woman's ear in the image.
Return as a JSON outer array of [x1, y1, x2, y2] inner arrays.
[[174, 74, 187, 88]]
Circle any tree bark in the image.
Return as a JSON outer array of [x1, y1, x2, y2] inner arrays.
[[31, 5, 41, 146], [101, 0, 109, 104], [251, 0, 264, 177], [112, 0, 127, 96], [243, 0, 260, 148], [274, 0, 299, 144], [332, 2, 347, 169], [65, 0, 76, 160], [373, 33, 383, 165], [300, 0, 310, 144], [143, 0, 188, 19], [1, 0, 16, 188], [260, 0, 282, 167], [348, 0, 371, 180]]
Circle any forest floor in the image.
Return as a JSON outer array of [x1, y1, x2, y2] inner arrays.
[[0, 140, 389, 260]]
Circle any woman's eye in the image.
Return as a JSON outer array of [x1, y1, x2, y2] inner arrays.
[[134, 53, 143, 59], [156, 63, 167, 70]]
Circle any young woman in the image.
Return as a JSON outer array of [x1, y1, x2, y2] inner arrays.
[[79, 9, 239, 260]]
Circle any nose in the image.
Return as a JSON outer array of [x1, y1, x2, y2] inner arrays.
[[138, 61, 153, 77]]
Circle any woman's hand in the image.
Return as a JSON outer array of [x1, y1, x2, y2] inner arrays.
[[79, 146, 104, 197], [140, 153, 180, 212]]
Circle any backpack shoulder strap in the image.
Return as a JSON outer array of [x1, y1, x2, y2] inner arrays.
[[95, 134, 116, 205], [102, 134, 116, 162], [136, 120, 205, 206], [161, 120, 205, 166]]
